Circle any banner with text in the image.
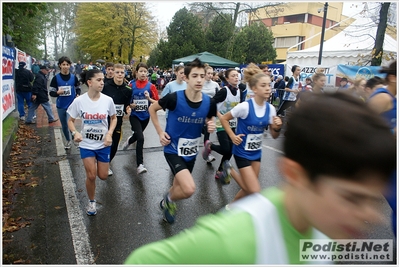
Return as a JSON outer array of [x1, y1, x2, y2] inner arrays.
[[335, 64, 386, 87], [2, 46, 16, 120], [286, 65, 337, 92]]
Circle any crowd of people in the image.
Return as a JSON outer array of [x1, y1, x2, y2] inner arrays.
[[14, 56, 396, 264]]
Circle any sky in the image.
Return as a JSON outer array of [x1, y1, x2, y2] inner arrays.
[[149, 2, 187, 29], [150, 2, 366, 28]]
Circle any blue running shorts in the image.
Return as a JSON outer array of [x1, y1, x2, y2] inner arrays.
[[80, 146, 111, 163]]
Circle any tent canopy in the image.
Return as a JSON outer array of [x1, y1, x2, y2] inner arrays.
[[286, 17, 397, 66], [172, 51, 240, 68]]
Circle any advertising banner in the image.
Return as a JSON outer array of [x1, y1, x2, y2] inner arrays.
[[335, 64, 386, 87], [286, 64, 337, 92], [2, 46, 16, 120]]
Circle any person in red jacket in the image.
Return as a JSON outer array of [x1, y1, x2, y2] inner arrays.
[[122, 63, 159, 174]]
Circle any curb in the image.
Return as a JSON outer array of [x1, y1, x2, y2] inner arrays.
[[2, 111, 19, 166]]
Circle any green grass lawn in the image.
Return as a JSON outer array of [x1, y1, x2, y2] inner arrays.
[[2, 115, 17, 140]]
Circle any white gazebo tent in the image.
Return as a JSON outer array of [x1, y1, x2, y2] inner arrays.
[[286, 16, 397, 67]]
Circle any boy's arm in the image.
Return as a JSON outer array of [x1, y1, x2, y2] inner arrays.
[[124, 212, 256, 264]]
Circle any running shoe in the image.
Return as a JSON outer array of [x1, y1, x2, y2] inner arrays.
[[160, 194, 177, 224], [202, 140, 212, 161], [122, 132, 134, 150], [137, 164, 147, 174], [206, 154, 216, 163], [221, 160, 232, 185], [64, 141, 72, 149], [215, 171, 223, 179], [19, 116, 25, 121], [48, 119, 59, 123], [108, 168, 113, 176], [86, 200, 97, 216]]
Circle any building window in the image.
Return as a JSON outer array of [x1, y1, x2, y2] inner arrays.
[[274, 36, 298, 48], [272, 17, 278, 26], [284, 14, 305, 23]]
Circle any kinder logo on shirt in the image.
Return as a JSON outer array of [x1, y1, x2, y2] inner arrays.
[[82, 112, 107, 124], [82, 112, 107, 120]]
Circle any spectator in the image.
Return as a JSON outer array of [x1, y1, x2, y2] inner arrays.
[[75, 60, 83, 79], [15, 61, 34, 121], [25, 65, 58, 124], [273, 74, 286, 103], [32, 62, 40, 74], [338, 77, 350, 90]]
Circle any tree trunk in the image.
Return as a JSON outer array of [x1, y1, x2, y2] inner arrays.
[[371, 2, 390, 66]]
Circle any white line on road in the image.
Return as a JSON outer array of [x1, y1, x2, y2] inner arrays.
[[263, 145, 284, 154], [54, 129, 66, 156], [55, 129, 94, 264]]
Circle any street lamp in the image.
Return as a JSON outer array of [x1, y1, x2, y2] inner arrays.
[[318, 2, 328, 65]]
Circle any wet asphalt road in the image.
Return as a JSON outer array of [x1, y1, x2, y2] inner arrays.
[[2, 88, 396, 264]]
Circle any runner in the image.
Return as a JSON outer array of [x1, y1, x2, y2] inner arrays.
[[160, 65, 186, 98], [101, 64, 132, 176], [367, 60, 397, 235], [103, 62, 115, 84], [276, 65, 300, 116], [295, 72, 326, 108], [49, 56, 81, 149], [160, 65, 186, 119], [364, 76, 384, 99], [67, 69, 117, 216], [202, 67, 243, 185], [201, 64, 220, 163], [122, 62, 159, 174], [219, 63, 282, 202], [148, 58, 217, 224], [125, 92, 396, 264]]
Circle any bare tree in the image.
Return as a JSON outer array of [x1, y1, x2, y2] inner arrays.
[[187, 2, 284, 59]]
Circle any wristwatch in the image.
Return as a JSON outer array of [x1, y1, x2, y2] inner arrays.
[[71, 130, 77, 137]]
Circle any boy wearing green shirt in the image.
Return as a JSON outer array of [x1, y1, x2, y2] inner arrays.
[[125, 92, 396, 264]]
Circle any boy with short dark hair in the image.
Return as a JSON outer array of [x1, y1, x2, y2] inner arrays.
[[125, 92, 396, 264], [104, 62, 115, 84], [148, 58, 217, 224]]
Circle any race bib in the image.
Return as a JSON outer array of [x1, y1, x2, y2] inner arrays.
[[59, 85, 71, 96], [229, 118, 237, 128], [177, 137, 200, 157], [83, 125, 106, 141], [134, 99, 148, 112], [115, 104, 124, 116], [245, 134, 263, 151]]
